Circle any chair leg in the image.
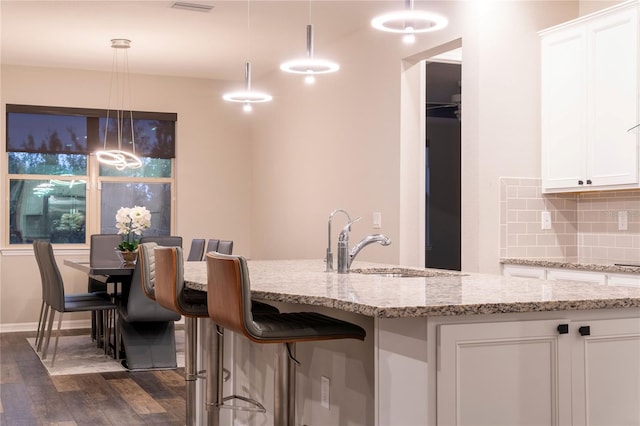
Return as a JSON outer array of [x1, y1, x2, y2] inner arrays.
[[36, 302, 48, 350], [35, 301, 44, 346], [41, 308, 56, 360], [50, 311, 64, 367], [206, 322, 221, 426], [185, 317, 198, 426], [274, 343, 297, 426], [114, 309, 121, 359], [91, 311, 97, 342]]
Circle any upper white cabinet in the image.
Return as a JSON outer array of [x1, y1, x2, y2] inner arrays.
[[541, 2, 640, 193]]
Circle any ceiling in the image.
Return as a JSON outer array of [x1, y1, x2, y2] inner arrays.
[[1, 0, 406, 81]]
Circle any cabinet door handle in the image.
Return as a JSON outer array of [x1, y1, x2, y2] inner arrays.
[[586, 179, 592, 185], [579, 326, 591, 336], [557, 324, 569, 334], [578, 180, 584, 185]]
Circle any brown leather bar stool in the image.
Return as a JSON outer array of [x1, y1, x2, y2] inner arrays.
[[153, 246, 278, 425], [205, 252, 366, 426]]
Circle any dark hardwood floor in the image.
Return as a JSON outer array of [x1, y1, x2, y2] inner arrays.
[[0, 329, 187, 425]]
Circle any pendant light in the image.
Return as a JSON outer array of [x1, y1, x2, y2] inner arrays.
[[222, 0, 272, 112], [371, 0, 448, 44], [95, 39, 142, 170], [280, 1, 339, 85]]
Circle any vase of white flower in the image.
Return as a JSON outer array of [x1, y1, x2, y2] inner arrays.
[[114, 205, 151, 264]]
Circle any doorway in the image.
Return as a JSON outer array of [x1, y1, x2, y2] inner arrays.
[[425, 53, 461, 270]]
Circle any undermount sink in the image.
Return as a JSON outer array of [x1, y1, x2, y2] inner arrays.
[[350, 267, 465, 278]]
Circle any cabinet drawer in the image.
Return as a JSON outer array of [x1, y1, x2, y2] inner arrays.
[[547, 269, 606, 285], [607, 274, 640, 288], [502, 265, 546, 279]]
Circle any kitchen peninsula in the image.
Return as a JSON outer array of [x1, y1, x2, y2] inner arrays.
[[184, 259, 640, 426]]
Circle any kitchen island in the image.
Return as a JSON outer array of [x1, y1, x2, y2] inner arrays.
[[184, 259, 640, 426]]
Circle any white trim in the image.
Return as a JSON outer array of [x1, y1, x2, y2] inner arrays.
[[0, 315, 184, 333], [0, 319, 91, 334]]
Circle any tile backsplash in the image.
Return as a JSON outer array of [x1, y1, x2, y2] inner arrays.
[[500, 178, 640, 262]]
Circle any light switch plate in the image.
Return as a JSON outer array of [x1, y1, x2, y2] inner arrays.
[[541, 211, 552, 230], [373, 212, 382, 229], [321, 376, 330, 409], [618, 211, 628, 230]]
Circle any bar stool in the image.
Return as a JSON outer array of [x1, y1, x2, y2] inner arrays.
[[205, 252, 366, 426], [153, 246, 279, 425]]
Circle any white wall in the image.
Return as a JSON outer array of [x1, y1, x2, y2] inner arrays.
[[0, 1, 585, 328], [249, 1, 580, 276], [460, 0, 578, 273]]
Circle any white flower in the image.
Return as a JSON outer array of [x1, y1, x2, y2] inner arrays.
[[115, 206, 151, 250]]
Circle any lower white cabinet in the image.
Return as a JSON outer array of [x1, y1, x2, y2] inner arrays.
[[572, 318, 640, 426], [547, 268, 606, 285], [437, 319, 572, 425], [608, 273, 640, 288], [502, 264, 547, 279], [502, 264, 640, 287], [437, 317, 640, 426]]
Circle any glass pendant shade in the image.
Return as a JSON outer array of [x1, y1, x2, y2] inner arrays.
[[223, 0, 272, 112], [371, 0, 448, 42], [95, 38, 142, 170], [280, 24, 339, 82], [223, 62, 272, 112]]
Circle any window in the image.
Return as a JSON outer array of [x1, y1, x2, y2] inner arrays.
[[6, 104, 177, 246]]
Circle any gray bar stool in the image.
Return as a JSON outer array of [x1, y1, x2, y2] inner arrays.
[[205, 252, 366, 426], [153, 246, 279, 425]]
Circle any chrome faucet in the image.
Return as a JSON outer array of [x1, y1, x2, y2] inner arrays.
[[326, 209, 352, 272], [337, 218, 391, 273]]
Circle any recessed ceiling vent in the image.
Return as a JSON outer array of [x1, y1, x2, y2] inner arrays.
[[171, 2, 214, 13]]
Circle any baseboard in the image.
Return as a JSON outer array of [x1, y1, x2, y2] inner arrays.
[[0, 317, 185, 334], [0, 319, 92, 334]]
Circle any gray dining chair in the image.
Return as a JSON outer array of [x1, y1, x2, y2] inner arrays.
[[217, 240, 233, 255], [117, 236, 182, 370], [88, 234, 123, 341], [187, 238, 205, 262], [205, 239, 220, 258], [33, 240, 116, 366]]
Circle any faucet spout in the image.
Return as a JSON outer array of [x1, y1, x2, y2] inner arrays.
[[336, 217, 390, 273], [326, 209, 352, 272], [336, 217, 361, 273], [348, 234, 391, 269]]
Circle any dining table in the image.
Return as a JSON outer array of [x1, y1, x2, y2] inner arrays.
[[64, 258, 134, 283]]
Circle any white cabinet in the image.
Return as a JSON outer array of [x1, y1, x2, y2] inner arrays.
[[571, 318, 640, 425], [608, 272, 640, 287], [502, 264, 547, 279], [547, 268, 606, 285], [437, 320, 572, 425], [438, 317, 640, 426], [502, 263, 640, 287], [541, 2, 639, 193]]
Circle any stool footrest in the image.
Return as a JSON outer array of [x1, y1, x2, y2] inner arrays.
[[215, 395, 266, 413]]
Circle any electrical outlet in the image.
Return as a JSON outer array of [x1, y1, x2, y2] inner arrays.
[[541, 211, 552, 230], [373, 212, 382, 229], [618, 211, 628, 230], [321, 376, 330, 409]]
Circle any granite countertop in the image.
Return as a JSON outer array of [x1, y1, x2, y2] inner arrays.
[[500, 258, 640, 274], [184, 259, 640, 318]]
